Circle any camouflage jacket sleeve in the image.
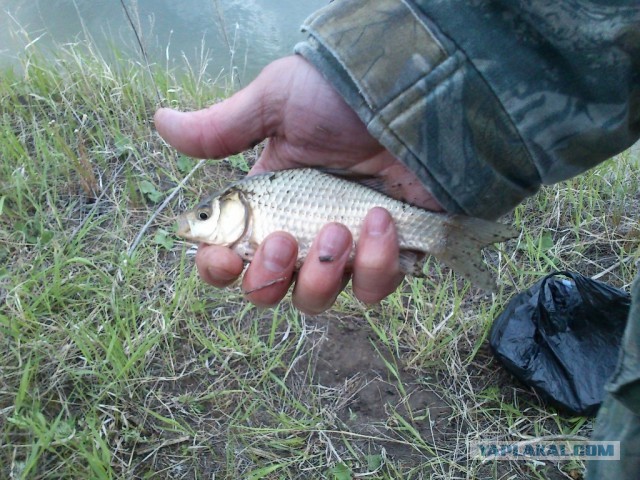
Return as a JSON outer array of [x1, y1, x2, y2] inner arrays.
[[294, 0, 640, 219]]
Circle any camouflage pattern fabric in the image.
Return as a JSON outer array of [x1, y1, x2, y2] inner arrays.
[[295, 0, 640, 219], [588, 277, 640, 478], [295, 1, 640, 477]]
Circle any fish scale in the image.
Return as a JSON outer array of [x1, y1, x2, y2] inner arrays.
[[176, 168, 519, 290], [244, 169, 440, 249]]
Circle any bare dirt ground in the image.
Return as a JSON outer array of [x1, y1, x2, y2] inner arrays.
[[309, 315, 452, 461]]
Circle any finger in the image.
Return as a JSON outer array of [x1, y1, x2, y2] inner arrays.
[[292, 223, 353, 315], [195, 244, 244, 287], [242, 232, 298, 307], [352, 208, 404, 304], [153, 99, 271, 160], [153, 58, 295, 159]]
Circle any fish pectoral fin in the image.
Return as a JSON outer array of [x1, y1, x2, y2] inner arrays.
[[232, 240, 257, 263]]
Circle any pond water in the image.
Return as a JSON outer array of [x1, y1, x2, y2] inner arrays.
[[0, 0, 328, 83]]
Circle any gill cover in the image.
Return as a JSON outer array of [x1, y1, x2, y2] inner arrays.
[[199, 189, 249, 246]]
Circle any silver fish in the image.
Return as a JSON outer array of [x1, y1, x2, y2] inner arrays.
[[176, 168, 518, 290]]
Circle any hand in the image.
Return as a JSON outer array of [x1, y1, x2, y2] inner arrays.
[[155, 55, 441, 314]]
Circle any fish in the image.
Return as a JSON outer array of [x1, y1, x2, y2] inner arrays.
[[176, 168, 518, 290]]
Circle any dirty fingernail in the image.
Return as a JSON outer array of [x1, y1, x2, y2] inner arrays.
[[317, 224, 351, 262], [262, 234, 297, 272]]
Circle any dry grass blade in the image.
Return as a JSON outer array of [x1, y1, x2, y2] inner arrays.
[[127, 158, 205, 256], [119, 0, 163, 106]]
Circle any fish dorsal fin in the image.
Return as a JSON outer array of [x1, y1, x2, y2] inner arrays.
[[318, 168, 403, 199]]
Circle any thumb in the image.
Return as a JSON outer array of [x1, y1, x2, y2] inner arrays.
[[154, 63, 287, 159]]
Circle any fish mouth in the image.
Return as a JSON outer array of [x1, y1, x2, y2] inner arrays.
[[176, 215, 192, 239]]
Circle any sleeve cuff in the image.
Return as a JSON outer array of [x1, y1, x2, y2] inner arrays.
[[295, 0, 540, 219]]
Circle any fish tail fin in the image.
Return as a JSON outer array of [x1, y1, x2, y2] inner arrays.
[[432, 216, 519, 291]]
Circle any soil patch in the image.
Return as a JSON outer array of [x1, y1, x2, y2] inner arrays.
[[306, 315, 453, 462]]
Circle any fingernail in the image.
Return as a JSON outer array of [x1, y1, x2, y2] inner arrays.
[[318, 224, 351, 262], [262, 235, 297, 272], [365, 208, 392, 236]]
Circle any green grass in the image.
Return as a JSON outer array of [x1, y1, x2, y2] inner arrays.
[[0, 37, 639, 480]]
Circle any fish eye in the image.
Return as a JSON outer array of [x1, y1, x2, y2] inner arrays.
[[197, 210, 209, 221]]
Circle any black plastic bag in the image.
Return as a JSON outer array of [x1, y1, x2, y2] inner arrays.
[[490, 271, 630, 416]]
